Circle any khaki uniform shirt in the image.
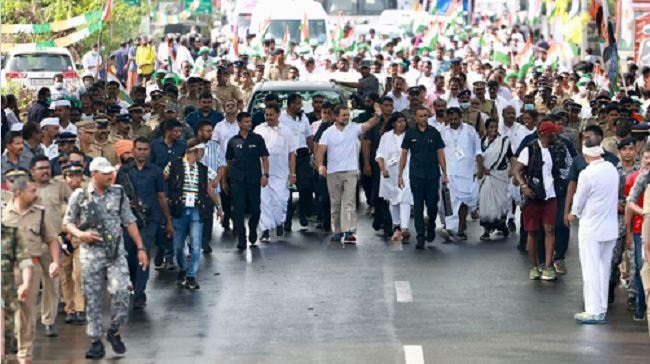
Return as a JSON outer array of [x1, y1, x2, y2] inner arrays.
[[90, 138, 119, 165], [131, 123, 152, 140], [602, 136, 621, 158], [265, 64, 291, 81], [212, 84, 243, 106], [479, 99, 499, 120], [2, 200, 58, 257], [36, 179, 70, 235], [461, 109, 486, 136]]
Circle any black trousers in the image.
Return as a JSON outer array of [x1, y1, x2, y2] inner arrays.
[[232, 181, 261, 244], [286, 151, 314, 226], [371, 168, 391, 234], [410, 176, 439, 243], [202, 208, 214, 248], [220, 179, 233, 228]]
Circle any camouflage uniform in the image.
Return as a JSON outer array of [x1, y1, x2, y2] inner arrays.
[[63, 183, 136, 339], [612, 163, 641, 296], [1, 224, 32, 354]]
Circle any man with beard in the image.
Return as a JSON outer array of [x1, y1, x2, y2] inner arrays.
[[331, 64, 380, 105], [185, 91, 225, 133], [400, 87, 424, 128], [128, 105, 152, 139], [316, 104, 382, 243], [40, 117, 61, 159], [31, 155, 69, 337], [116, 138, 173, 307], [428, 98, 448, 131]]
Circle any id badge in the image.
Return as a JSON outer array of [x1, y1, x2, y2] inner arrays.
[[185, 193, 196, 207], [454, 147, 465, 160]]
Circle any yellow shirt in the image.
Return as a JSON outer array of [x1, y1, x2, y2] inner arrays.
[[135, 45, 155, 75]]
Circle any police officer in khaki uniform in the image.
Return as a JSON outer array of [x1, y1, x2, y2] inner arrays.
[[127, 105, 152, 140], [212, 66, 244, 111], [264, 48, 291, 81], [77, 119, 98, 157], [30, 155, 69, 337], [110, 114, 135, 140], [458, 90, 486, 137], [59, 162, 88, 325], [472, 81, 498, 121], [90, 117, 119, 165], [3, 175, 60, 362]]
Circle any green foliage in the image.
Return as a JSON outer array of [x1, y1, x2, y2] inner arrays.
[[1, 0, 150, 54], [1, 80, 37, 112]]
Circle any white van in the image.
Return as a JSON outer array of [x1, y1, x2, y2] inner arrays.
[[1, 46, 80, 91], [249, 0, 330, 45]]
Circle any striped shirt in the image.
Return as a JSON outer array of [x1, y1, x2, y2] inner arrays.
[[200, 140, 224, 193]]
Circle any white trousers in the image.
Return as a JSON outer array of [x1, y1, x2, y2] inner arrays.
[[259, 176, 290, 232], [579, 237, 616, 315], [390, 203, 411, 229]]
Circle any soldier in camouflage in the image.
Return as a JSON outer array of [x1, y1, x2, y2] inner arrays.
[[1, 195, 34, 362], [63, 157, 149, 360]]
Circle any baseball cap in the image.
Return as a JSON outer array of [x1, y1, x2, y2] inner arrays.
[[89, 157, 115, 173]]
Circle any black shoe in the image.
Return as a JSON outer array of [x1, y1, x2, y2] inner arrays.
[[480, 231, 491, 241], [237, 242, 247, 250], [276, 225, 284, 237], [85, 339, 105, 359], [260, 230, 270, 242], [222, 222, 231, 232], [186, 277, 200, 290], [500, 226, 510, 237], [133, 294, 147, 309], [65, 312, 76, 324], [284, 222, 292, 232], [106, 328, 126, 354], [299, 216, 308, 227], [608, 283, 616, 304], [176, 271, 187, 287], [507, 218, 516, 232], [74, 311, 87, 325], [249, 230, 258, 244], [415, 240, 425, 250], [154, 252, 164, 270], [426, 229, 435, 243], [202, 245, 213, 254], [457, 232, 468, 241], [315, 222, 323, 230], [44, 324, 58, 337]]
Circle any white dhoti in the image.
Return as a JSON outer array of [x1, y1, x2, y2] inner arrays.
[[259, 176, 290, 232], [578, 234, 616, 315], [446, 174, 479, 232], [507, 178, 521, 220]]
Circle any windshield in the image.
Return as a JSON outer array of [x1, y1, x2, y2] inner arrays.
[[248, 89, 343, 115], [6, 54, 74, 72], [267, 19, 327, 44]]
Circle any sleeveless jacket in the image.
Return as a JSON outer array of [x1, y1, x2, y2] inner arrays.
[[166, 158, 213, 219]]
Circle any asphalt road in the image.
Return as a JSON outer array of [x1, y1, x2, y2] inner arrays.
[[31, 211, 649, 364]]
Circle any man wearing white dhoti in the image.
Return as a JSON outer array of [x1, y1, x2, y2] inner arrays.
[[255, 104, 297, 242], [439, 107, 485, 241], [568, 144, 619, 324]]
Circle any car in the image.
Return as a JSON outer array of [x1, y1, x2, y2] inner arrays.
[[1, 46, 81, 91], [246, 80, 354, 115]]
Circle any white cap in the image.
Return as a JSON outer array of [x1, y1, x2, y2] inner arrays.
[[50, 99, 71, 109], [40, 117, 60, 128], [10, 123, 23, 132], [89, 157, 116, 173]]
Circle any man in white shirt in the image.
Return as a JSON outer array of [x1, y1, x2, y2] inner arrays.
[[387, 76, 409, 112], [212, 100, 241, 231], [413, 60, 435, 89], [514, 121, 564, 282], [279, 94, 315, 230], [315, 103, 381, 243], [255, 104, 297, 242], [568, 144, 619, 324], [82, 43, 103, 79], [39, 118, 60, 159], [439, 107, 484, 241], [52, 100, 77, 135]]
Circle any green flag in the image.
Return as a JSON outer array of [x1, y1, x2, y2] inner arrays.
[[493, 50, 510, 65]]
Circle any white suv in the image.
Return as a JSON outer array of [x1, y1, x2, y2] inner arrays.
[[1, 47, 81, 91]]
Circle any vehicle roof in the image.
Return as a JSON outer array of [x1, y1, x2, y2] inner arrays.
[[5, 46, 73, 56], [253, 0, 327, 19], [252, 80, 339, 92]]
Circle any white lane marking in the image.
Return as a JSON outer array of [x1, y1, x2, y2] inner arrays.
[[403, 345, 425, 364], [395, 281, 412, 303]]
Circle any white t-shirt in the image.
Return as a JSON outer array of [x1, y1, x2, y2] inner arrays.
[[279, 111, 312, 150], [516, 140, 556, 200], [388, 91, 409, 112], [319, 123, 363, 173]]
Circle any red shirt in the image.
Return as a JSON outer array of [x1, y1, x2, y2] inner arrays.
[[624, 170, 645, 234]]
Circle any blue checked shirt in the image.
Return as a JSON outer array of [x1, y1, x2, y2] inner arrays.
[[201, 140, 226, 193]]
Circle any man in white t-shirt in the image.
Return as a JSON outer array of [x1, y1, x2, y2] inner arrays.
[[315, 103, 382, 243], [514, 121, 563, 282]]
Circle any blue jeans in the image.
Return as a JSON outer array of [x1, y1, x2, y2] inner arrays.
[[172, 207, 203, 278], [124, 222, 157, 302], [633, 233, 647, 314]]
